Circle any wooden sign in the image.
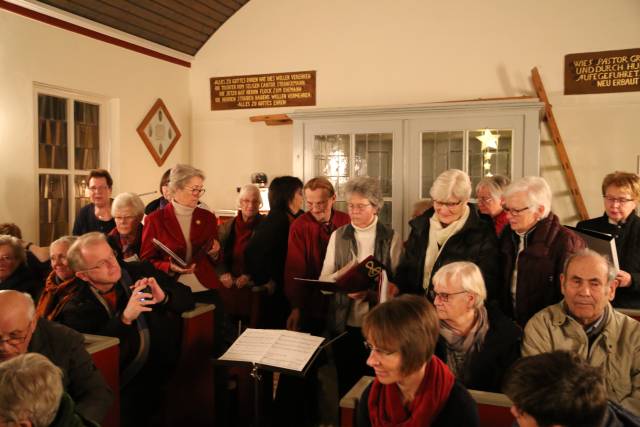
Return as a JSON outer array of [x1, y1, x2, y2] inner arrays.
[[210, 71, 316, 110], [565, 48, 640, 95]]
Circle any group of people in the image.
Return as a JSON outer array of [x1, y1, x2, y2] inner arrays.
[[1, 164, 640, 427]]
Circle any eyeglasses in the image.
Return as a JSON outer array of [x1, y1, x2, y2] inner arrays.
[[80, 251, 118, 272], [503, 206, 530, 216], [239, 198, 260, 206], [184, 186, 206, 196], [433, 200, 462, 209], [0, 321, 32, 347], [603, 196, 634, 205], [88, 186, 109, 193], [0, 255, 16, 263], [347, 203, 372, 211], [429, 289, 468, 302], [477, 196, 494, 204], [363, 341, 396, 357], [114, 215, 137, 222]]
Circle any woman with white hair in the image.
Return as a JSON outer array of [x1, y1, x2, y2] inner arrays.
[[108, 192, 146, 262], [475, 175, 510, 237], [432, 262, 521, 392], [499, 176, 584, 327], [35, 235, 79, 320], [396, 169, 500, 299]]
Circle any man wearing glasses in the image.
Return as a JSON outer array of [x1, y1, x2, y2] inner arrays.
[[499, 176, 585, 327], [0, 289, 113, 424]]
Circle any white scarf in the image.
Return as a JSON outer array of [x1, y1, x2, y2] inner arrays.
[[422, 204, 470, 290]]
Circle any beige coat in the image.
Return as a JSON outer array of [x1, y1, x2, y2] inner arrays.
[[522, 301, 640, 415]]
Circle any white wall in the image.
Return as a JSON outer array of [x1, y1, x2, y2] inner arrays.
[[191, 0, 640, 221], [0, 10, 191, 242]]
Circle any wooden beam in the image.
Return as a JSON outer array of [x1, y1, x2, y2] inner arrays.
[[531, 67, 589, 221], [249, 114, 293, 126]]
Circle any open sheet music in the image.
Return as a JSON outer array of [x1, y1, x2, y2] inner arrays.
[[217, 328, 324, 374]]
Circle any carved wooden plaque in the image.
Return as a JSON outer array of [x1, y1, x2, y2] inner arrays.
[[565, 48, 640, 95], [136, 99, 181, 166], [210, 70, 316, 110]]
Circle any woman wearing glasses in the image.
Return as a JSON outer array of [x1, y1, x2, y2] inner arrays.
[[72, 169, 116, 236], [499, 176, 584, 327], [319, 176, 402, 398], [432, 262, 520, 392], [107, 192, 146, 262], [141, 164, 222, 296], [577, 171, 640, 308], [396, 169, 500, 300], [475, 175, 510, 237], [358, 295, 479, 427]]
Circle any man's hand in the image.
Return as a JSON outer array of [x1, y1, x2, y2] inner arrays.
[[122, 280, 156, 325], [286, 308, 301, 331], [220, 273, 234, 288], [616, 270, 632, 288]]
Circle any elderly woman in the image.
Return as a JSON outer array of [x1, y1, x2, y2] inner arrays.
[[0, 223, 50, 280], [72, 169, 115, 236], [319, 176, 402, 397], [245, 176, 304, 328], [358, 295, 479, 427], [577, 171, 640, 308], [396, 169, 500, 300], [475, 175, 510, 237], [0, 235, 42, 300], [108, 192, 145, 262], [432, 262, 521, 392], [500, 176, 584, 326], [141, 164, 221, 298], [35, 235, 79, 320]]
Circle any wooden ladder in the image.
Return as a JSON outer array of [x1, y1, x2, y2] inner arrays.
[[531, 67, 589, 221]]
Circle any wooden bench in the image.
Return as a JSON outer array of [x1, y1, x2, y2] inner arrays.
[[618, 308, 640, 322], [339, 376, 514, 427], [85, 333, 120, 427]]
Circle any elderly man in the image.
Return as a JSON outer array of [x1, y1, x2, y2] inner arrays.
[[284, 177, 350, 333], [522, 249, 640, 414], [500, 176, 585, 326], [0, 290, 112, 424]]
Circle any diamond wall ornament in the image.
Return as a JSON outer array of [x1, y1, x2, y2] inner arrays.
[[136, 99, 181, 166]]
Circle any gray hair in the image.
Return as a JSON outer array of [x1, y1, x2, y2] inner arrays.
[[431, 261, 487, 309], [0, 353, 63, 427], [345, 176, 384, 211], [50, 235, 78, 250], [0, 235, 26, 266], [503, 176, 552, 218], [430, 169, 471, 203], [168, 164, 205, 196], [111, 192, 145, 218], [66, 232, 108, 272], [0, 291, 35, 320], [476, 175, 510, 200], [237, 184, 263, 208], [562, 248, 617, 285]]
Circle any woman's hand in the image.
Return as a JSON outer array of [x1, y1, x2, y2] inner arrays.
[[236, 274, 251, 288], [348, 291, 368, 301], [220, 273, 234, 288], [387, 282, 399, 299], [170, 261, 196, 274], [208, 239, 221, 259]]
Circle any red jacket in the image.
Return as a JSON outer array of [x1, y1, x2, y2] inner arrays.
[[141, 203, 221, 289], [284, 210, 350, 318]]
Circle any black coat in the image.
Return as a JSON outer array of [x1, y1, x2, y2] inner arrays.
[[396, 205, 501, 299], [499, 213, 585, 327], [28, 318, 113, 424], [72, 203, 115, 236], [435, 302, 522, 392], [577, 213, 640, 308], [0, 263, 43, 301]]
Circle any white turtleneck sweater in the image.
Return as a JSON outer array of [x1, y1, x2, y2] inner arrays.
[[172, 201, 208, 293]]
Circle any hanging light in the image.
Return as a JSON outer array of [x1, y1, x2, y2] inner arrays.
[[476, 129, 499, 151]]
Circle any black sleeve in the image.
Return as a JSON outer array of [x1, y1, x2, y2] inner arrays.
[[72, 205, 89, 236], [395, 228, 424, 295], [434, 381, 480, 427], [127, 261, 196, 314], [356, 383, 372, 427]]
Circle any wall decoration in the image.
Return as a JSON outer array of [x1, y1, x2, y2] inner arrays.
[[565, 48, 640, 95], [136, 98, 181, 166]]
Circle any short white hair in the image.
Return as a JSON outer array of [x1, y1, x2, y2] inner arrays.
[[432, 261, 486, 309], [503, 176, 552, 218], [430, 169, 471, 203], [237, 184, 262, 208], [111, 192, 145, 217], [0, 353, 63, 427], [475, 175, 510, 200]]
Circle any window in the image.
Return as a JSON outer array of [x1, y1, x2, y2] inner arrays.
[[36, 87, 108, 245]]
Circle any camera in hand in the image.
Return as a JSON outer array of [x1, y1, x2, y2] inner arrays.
[[137, 285, 153, 301]]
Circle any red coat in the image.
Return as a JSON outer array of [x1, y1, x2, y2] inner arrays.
[[141, 203, 221, 289]]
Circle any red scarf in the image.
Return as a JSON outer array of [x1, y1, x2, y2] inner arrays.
[[368, 356, 455, 427], [494, 210, 509, 237], [35, 271, 80, 320]]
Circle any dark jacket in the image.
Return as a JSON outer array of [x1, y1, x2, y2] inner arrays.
[[499, 213, 585, 327], [28, 318, 113, 424], [107, 223, 143, 261], [50, 393, 100, 427], [435, 302, 522, 392], [577, 213, 640, 308], [53, 261, 195, 376], [0, 263, 43, 301], [604, 401, 640, 427], [396, 204, 501, 299], [357, 379, 480, 427], [72, 203, 115, 236], [144, 196, 168, 215]]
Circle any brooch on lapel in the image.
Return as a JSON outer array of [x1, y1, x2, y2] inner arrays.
[[196, 220, 201, 225]]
